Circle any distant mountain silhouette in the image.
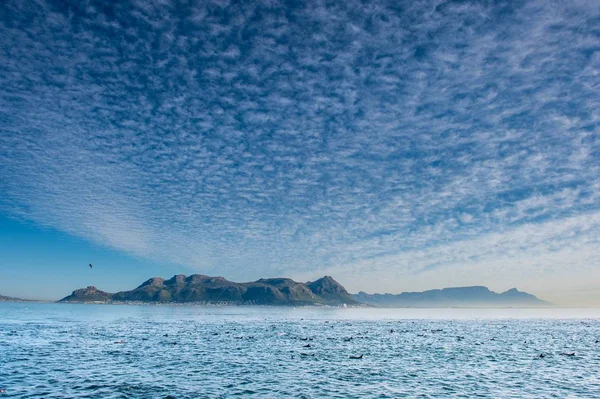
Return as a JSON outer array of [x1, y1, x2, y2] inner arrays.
[[0, 294, 33, 302], [60, 275, 357, 306], [58, 278, 551, 307], [353, 286, 552, 307]]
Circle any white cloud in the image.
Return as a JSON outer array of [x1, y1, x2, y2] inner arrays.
[[0, 0, 599, 302]]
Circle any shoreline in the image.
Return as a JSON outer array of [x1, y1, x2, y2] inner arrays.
[[1, 299, 567, 309]]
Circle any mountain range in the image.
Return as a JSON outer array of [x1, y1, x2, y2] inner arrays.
[[59, 275, 357, 306], [354, 286, 552, 307], [1, 274, 552, 307]]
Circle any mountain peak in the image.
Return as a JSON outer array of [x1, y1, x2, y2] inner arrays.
[[60, 286, 112, 303], [138, 277, 165, 288], [307, 276, 351, 299], [166, 274, 187, 285]]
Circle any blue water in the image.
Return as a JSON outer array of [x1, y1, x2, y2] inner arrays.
[[1, 304, 599, 398]]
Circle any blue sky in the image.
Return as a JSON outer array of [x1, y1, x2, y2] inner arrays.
[[1, 0, 599, 304]]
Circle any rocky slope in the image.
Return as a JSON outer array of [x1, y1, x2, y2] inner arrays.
[[59, 286, 113, 303], [353, 286, 552, 307], [60, 275, 357, 306]]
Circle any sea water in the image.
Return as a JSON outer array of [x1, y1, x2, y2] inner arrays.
[[0, 303, 599, 398]]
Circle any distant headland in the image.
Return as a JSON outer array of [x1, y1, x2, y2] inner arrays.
[[0, 294, 39, 303], [355, 286, 552, 308], [51, 274, 552, 307]]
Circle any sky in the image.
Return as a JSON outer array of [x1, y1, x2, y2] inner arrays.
[[0, 0, 599, 304]]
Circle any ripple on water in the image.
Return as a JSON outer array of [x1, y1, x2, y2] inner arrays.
[[1, 304, 600, 398]]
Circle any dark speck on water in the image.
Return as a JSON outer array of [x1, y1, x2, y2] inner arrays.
[[1, 303, 599, 398], [560, 352, 576, 357]]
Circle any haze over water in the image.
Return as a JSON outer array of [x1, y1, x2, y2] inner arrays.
[[1, 303, 599, 398]]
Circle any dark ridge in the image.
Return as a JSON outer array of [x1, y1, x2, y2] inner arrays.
[[59, 275, 358, 306]]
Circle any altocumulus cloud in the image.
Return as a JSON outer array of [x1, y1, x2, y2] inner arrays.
[[0, 0, 599, 300]]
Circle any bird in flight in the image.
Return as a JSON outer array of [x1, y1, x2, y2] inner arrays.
[[89, 263, 93, 269]]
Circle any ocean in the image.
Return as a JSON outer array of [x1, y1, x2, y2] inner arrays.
[[1, 303, 599, 398]]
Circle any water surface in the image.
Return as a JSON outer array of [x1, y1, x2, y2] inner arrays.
[[1, 303, 599, 398]]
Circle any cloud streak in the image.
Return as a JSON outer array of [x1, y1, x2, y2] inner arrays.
[[0, 0, 599, 300]]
